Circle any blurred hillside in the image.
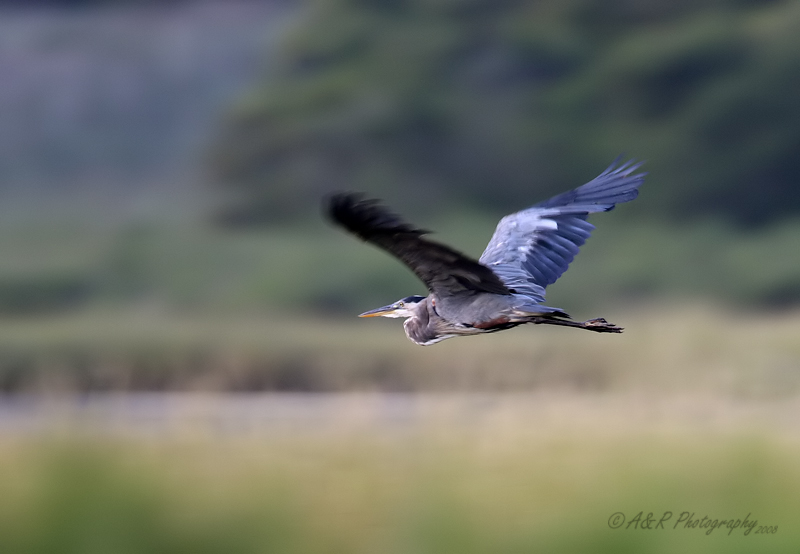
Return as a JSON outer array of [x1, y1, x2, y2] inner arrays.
[[1, 0, 796, 318], [214, 0, 800, 227], [0, 0, 291, 207], [0, 0, 798, 324]]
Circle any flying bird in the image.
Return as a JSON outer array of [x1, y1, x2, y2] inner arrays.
[[326, 158, 645, 345]]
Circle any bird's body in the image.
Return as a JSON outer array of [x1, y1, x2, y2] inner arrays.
[[326, 158, 645, 345]]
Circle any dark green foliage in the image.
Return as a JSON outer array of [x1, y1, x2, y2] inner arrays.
[[213, 0, 800, 226], [0, 274, 94, 315]]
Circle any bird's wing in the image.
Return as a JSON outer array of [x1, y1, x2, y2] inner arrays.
[[327, 193, 511, 297], [479, 158, 645, 302]]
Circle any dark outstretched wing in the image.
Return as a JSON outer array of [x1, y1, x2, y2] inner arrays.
[[326, 193, 511, 297], [479, 158, 645, 303]]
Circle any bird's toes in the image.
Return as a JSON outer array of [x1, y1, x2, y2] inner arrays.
[[584, 317, 623, 333]]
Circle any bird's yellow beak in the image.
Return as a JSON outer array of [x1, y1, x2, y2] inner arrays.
[[358, 304, 398, 317]]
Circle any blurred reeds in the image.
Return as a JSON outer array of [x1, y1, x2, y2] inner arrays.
[[0, 304, 798, 394]]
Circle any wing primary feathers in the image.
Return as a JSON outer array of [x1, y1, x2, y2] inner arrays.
[[326, 192, 429, 239], [326, 192, 511, 297]]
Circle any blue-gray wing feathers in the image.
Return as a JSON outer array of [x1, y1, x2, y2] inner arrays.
[[479, 158, 645, 303]]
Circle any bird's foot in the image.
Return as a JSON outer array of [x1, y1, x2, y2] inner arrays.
[[583, 317, 623, 333]]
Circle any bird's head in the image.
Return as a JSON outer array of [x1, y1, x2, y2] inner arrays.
[[358, 295, 426, 319]]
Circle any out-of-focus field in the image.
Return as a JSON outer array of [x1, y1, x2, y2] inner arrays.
[[0, 307, 799, 552], [0, 392, 798, 553]]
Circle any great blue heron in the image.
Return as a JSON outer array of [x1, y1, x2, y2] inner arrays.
[[326, 158, 645, 345]]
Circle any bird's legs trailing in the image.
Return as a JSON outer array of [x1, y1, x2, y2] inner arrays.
[[528, 315, 623, 333]]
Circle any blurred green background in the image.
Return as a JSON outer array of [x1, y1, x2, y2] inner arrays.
[[0, 0, 799, 552]]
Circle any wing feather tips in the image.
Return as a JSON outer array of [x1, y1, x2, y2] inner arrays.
[[536, 158, 645, 212], [325, 192, 428, 240], [600, 156, 645, 177]]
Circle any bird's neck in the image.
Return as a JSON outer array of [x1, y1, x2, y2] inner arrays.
[[403, 298, 442, 345]]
